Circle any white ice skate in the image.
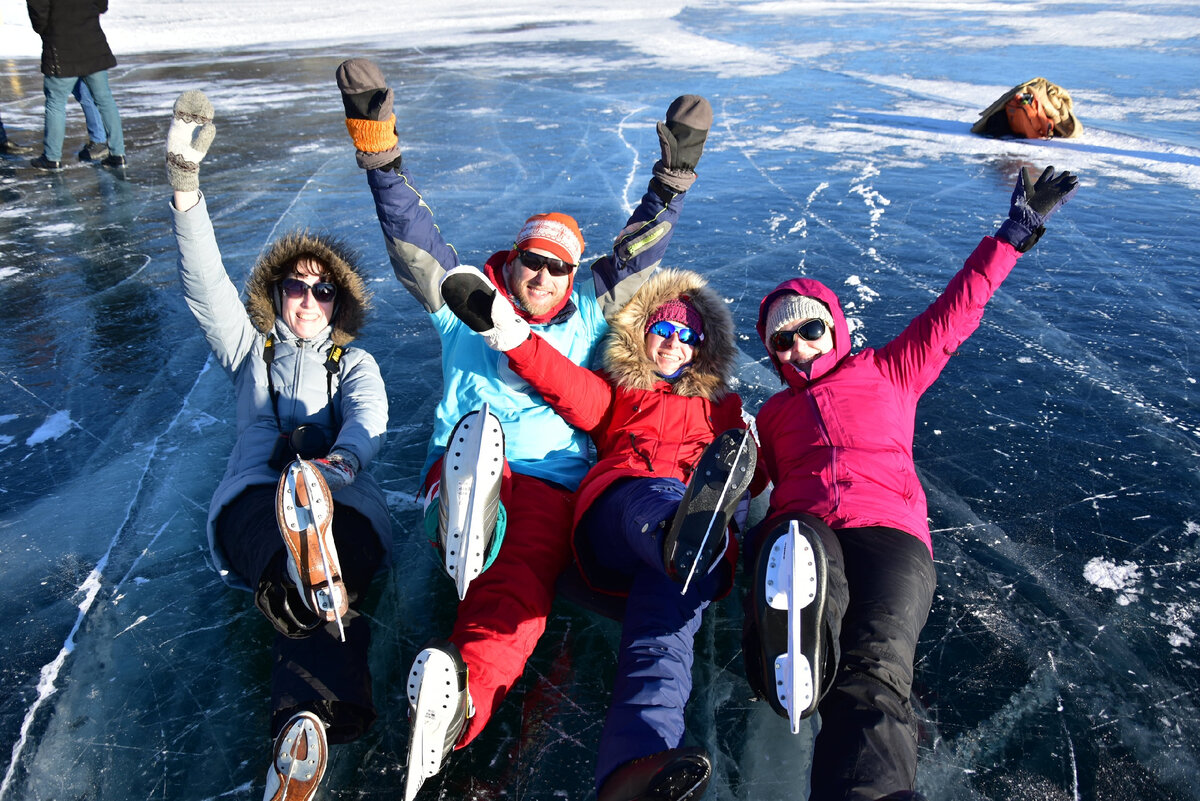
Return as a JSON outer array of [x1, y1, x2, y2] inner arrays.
[[438, 404, 505, 600], [762, 519, 821, 733], [403, 643, 471, 801]]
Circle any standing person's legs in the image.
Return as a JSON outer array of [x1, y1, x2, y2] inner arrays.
[[72, 78, 107, 146], [583, 478, 718, 789], [448, 471, 574, 746], [78, 71, 123, 157], [41, 75, 75, 162], [809, 527, 936, 801]]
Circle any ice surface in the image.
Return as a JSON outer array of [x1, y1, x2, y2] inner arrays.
[[1, 1, 1198, 799]]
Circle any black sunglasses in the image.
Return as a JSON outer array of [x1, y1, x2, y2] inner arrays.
[[281, 277, 337, 303], [770, 318, 828, 351], [648, 320, 703, 346], [517, 249, 574, 277]]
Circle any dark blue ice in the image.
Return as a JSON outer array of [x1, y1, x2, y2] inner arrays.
[[1, 5, 1198, 799]]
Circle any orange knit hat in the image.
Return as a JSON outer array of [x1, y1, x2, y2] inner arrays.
[[515, 212, 585, 266]]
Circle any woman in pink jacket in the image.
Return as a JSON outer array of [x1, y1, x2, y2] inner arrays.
[[745, 167, 1078, 801]]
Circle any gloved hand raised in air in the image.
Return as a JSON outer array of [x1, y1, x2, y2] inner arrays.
[[312, 448, 360, 493], [440, 266, 531, 351], [166, 90, 216, 195], [653, 94, 713, 194], [996, 165, 1079, 252], [335, 58, 403, 170]]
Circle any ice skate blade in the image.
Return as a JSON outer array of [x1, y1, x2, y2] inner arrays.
[[277, 460, 347, 640], [265, 711, 327, 801], [666, 428, 757, 595], [439, 404, 504, 600], [764, 520, 818, 733], [403, 647, 467, 801]]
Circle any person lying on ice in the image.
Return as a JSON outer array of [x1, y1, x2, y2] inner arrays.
[[333, 58, 714, 799], [440, 265, 767, 800], [166, 91, 392, 801], [743, 165, 1079, 801]]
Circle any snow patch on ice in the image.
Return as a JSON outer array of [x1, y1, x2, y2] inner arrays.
[[0, 266, 19, 281], [845, 274, 880, 304], [1083, 556, 1143, 605], [25, 410, 75, 447], [1154, 602, 1197, 649], [0, 414, 18, 424]]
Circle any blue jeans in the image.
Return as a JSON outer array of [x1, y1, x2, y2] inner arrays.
[[582, 478, 723, 789], [42, 72, 123, 161], [72, 79, 107, 144]]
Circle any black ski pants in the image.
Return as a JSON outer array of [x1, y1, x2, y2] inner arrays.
[[216, 484, 384, 744], [810, 525, 936, 801]]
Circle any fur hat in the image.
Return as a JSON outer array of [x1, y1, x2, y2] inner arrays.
[[765, 293, 833, 339], [245, 231, 371, 346], [645, 297, 704, 339], [604, 269, 734, 401], [516, 212, 585, 266]]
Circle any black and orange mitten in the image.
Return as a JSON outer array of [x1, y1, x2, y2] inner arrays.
[[335, 58, 402, 170]]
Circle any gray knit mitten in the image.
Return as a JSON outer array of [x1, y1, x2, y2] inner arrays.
[[336, 58, 403, 170], [653, 94, 713, 194], [166, 90, 216, 192]]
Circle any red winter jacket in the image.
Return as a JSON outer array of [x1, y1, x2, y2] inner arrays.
[[504, 269, 765, 594], [754, 236, 1020, 555]]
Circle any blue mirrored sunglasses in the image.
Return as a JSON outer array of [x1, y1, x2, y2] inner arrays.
[[648, 320, 703, 346]]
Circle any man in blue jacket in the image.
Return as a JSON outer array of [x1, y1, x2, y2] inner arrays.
[[336, 58, 712, 800]]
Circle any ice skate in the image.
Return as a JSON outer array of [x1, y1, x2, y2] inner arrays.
[[276, 458, 347, 641], [438, 404, 505, 600], [263, 710, 327, 801], [597, 747, 712, 801], [403, 642, 471, 801], [662, 428, 757, 594], [751, 517, 828, 732]]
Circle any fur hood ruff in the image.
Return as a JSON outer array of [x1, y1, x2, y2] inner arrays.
[[244, 232, 372, 346], [603, 268, 736, 402]]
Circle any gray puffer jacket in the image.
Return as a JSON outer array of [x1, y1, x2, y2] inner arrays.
[[172, 193, 390, 590]]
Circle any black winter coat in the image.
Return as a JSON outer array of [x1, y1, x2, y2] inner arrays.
[[27, 0, 117, 78]]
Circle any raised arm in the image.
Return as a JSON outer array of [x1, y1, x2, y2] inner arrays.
[[166, 91, 259, 374], [337, 59, 459, 313], [592, 95, 713, 319], [879, 166, 1079, 395]]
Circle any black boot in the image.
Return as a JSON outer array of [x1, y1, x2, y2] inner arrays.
[[662, 428, 756, 587], [598, 747, 712, 801], [747, 515, 832, 724]]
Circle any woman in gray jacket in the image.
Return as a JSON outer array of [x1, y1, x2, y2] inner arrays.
[[167, 91, 390, 801]]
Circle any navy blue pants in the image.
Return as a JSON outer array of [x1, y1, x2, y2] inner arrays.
[[580, 478, 724, 790], [217, 484, 384, 744]]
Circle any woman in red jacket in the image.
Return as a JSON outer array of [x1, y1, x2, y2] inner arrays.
[[746, 167, 1078, 801], [443, 266, 764, 801]]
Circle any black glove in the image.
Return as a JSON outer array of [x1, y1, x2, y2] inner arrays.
[[653, 94, 712, 194], [996, 165, 1079, 252], [335, 58, 403, 170]]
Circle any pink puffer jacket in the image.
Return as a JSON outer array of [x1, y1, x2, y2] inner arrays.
[[754, 236, 1019, 555]]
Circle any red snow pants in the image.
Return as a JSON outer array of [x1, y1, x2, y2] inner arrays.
[[424, 462, 575, 746]]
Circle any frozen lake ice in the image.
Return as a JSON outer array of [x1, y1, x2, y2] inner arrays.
[[1, 1, 1198, 798]]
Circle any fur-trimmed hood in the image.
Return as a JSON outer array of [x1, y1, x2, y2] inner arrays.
[[603, 268, 736, 401], [244, 232, 371, 346]]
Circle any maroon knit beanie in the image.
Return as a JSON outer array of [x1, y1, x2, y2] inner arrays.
[[645, 297, 704, 339]]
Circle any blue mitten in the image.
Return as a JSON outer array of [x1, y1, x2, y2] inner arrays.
[[996, 165, 1079, 252]]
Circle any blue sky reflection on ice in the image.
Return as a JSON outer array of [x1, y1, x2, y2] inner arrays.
[[0, 1, 1198, 799]]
